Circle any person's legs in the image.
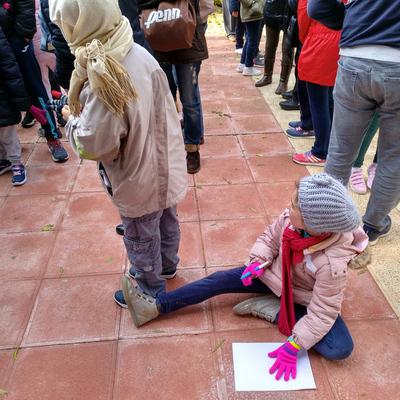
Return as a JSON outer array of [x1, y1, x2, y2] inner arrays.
[[353, 112, 379, 168], [243, 20, 262, 68], [159, 206, 180, 274], [297, 77, 313, 131], [0, 126, 22, 165], [121, 211, 167, 298], [306, 82, 333, 160], [174, 62, 203, 146], [235, 12, 245, 50], [324, 56, 400, 232], [157, 266, 274, 314]]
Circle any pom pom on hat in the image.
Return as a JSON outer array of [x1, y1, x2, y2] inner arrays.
[[298, 173, 361, 234]]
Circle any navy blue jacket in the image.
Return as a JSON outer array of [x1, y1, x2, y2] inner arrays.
[[0, 0, 36, 39], [308, 0, 400, 49], [0, 25, 29, 127]]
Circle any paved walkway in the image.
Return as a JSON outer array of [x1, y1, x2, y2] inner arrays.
[[1, 22, 399, 400]]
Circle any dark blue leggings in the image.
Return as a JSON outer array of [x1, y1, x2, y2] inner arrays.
[[157, 266, 354, 360]]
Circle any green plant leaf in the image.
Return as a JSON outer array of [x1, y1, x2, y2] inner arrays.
[[212, 339, 225, 353], [105, 257, 114, 263], [51, 197, 56, 201], [42, 224, 54, 231], [152, 330, 164, 333], [0, 389, 8, 395], [69, 181, 74, 186], [250, 207, 257, 213], [195, 185, 203, 190], [13, 348, 19, 360], [59, 267, 64, 273]]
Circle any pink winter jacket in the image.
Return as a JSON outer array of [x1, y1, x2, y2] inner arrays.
[[246, 209, 369, 350]]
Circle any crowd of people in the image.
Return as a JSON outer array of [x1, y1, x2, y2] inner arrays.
[[1, 0, 399, 384]]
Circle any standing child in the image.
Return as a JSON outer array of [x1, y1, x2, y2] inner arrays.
[[118, 173, 368, 381], [51, 0, 188, 298], [0, 24, 46, 186]]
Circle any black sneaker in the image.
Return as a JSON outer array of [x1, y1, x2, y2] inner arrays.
[[279, 96, 300, 111], [114, 290, 128, 308], [363, 216, 392, 246], [128, 267, 177, 280], [282, 90, 294, 99], [186, 150, 200, 174], [21, 112, 36, 128], [116, 224, 124, 235], [47, 138, 69, 162], [0, 159, 12, 175]]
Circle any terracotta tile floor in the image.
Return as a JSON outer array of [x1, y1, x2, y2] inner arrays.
[[1, 34, 400, 400]]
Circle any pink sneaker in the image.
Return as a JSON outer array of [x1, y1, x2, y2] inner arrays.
[[349, 167, 367, 194], [292, 151, 326, 166], [367, 162, 377, 189]]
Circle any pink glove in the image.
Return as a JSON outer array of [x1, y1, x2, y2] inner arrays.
[[268, 341, 300, 381], [29, 105, 47, 125], [241, 262, 263, 286]]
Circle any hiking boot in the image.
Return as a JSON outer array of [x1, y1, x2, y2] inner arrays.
[[367, 162, 377, 189], [233, 294, 281, 322], [243, 66, 261, 76], [121, 276, 159, 327], [21, 112, 36, 128], [186, 150, 200, 174], [279, 96, 300, 111], [47, 138, 69, 162], [11, 164, 27, 186], [236, 63, 245, 73], [128, 267, 178, 280], [292, 151, 326, 166], [0, 159, 12, 175], [286, 126, 315, 139], [349, 167, 367, 194], [363, 215, 392, 246]]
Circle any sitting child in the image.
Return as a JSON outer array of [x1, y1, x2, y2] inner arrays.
[[117, 173, 369, 381]]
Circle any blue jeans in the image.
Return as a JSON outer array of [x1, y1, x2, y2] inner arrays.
[[121, 206, 180, 298], [325, 56, 400, 231], [240, 20, 263, 68], [306, 82, 334, 159], [161, 63, 204, 145], [156, 266, 353, 360]]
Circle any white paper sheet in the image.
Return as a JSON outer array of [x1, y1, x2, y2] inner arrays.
[[232, 343, 316, 391]]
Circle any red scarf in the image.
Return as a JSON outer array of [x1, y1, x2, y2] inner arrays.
[[278, 225, 331, 336]]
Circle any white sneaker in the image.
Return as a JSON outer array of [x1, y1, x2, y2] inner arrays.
[[243, 66, 261, 76], [236, 63, 245, 73], [235, 48, 243, 54]]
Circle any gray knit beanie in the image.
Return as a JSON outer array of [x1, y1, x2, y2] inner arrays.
[[298, 173, 361, 234]]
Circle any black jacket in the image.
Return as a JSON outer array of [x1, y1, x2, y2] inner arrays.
[[0, 0, 36, 38], [263, 0, 292, 31], [138, 0, 208, 64], [0, 24, 29, 127]]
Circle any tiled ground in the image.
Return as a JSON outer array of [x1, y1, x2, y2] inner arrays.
[[1, 26, 400, 400]]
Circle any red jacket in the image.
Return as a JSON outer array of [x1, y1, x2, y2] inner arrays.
[[297, 0, 342, 86]]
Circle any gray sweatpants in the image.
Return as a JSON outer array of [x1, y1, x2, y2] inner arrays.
[[0, 125, 22, 165]]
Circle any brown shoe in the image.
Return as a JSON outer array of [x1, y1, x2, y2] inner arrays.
[[186, 150, 200, 174], [275, 63, 292, 94]]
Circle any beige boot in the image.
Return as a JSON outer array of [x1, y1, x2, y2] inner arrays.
[[275, 63, 292, 94], [121, 276, 159, 327], [233, 294, 281, 322], [255, 59, 275, 88]]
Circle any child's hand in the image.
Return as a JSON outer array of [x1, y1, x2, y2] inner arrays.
[[268, 341, 300, 381], [62, 105, 71, 121], [241, 262, 263, 286]]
